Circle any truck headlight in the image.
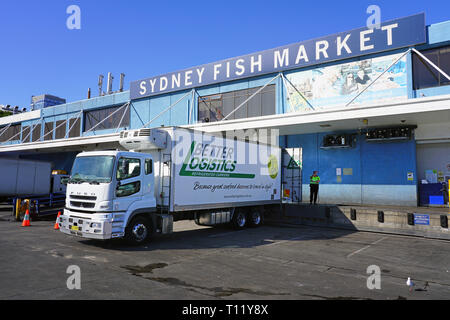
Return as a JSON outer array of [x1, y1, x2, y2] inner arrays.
[[99, 201, 112, 210], [90, 222, 102, 228]]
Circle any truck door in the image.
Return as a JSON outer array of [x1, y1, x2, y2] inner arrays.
[[113, 156, 143, 212], [282, 148, 302, 203], [142, 158, 154, 199]]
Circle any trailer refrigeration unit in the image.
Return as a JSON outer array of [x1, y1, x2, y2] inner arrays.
[[59, 127, 281, 244]]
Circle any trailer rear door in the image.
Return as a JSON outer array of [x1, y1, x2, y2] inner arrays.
[[282, 148, 302, 203]]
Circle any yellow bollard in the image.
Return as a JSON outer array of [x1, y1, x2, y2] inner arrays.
[[15, 199, 21, 221], [15, 199, 30, 222]]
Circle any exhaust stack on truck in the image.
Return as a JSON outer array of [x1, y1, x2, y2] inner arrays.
[[59, 127, 281, 245]]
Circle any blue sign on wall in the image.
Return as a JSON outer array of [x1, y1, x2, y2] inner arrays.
[[414, 214, 430, 225], [130, 13, 426, 100]]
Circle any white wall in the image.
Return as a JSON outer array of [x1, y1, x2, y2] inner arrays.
[[416, 142, 450, 182], [302, 184, 417, 206], [415, 122, 450, 141]]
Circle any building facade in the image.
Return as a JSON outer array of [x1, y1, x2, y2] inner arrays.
[[0, 13, 449, 207], [30, 94, 66, 111]]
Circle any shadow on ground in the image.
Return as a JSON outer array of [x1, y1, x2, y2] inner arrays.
[[0, 202, 359, 252], [77, 205, 358, 252]]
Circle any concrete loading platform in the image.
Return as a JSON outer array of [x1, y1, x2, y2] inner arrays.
[[267, 203, 450, 240], [2, 200, 449, 240]]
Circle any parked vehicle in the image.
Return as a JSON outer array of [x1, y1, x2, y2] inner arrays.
[[59, 127, 281, 244], [0, 158, 68, 220]]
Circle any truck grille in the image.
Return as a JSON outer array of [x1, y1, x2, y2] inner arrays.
[[70, 195, 97, 201], [70, 201, 95, 209]]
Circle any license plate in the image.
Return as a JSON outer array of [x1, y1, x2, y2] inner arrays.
[[70, 225, 79, 231]]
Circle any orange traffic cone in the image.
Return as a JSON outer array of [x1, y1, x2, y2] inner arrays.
[[54, 211, 61, 230], [22, 209, 31, 227]]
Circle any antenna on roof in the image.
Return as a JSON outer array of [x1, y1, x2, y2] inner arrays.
[[107, 72, 114, 94], [119, 73, 125, 92], [98, 74, 104, 96]]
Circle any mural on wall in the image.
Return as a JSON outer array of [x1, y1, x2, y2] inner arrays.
[[285, 52, 408, 112]]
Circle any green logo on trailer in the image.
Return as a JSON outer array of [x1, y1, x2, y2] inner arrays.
[[268, 155, 278, 179], [179, 142, 255, 179]]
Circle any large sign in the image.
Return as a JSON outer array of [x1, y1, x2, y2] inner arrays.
[[285, 52, 408, 111], [130, 13, 425, 100]]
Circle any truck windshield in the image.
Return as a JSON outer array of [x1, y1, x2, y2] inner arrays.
[[70, 156, 115, 183]]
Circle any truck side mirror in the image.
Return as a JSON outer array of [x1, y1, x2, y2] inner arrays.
[[61, 177, 69, 185]]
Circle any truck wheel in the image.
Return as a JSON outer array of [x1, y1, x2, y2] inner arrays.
[[125, 216, 152, 245], [231, 210, 247, 229], [247, 210, 264, 227]]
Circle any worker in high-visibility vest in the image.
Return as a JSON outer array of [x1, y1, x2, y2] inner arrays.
[[310, 171, 320, 205]]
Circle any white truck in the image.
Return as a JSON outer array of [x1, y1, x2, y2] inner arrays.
[[59, 127, 281, 245]]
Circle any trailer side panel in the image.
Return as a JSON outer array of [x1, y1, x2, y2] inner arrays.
[[170, 129, 281, 212]]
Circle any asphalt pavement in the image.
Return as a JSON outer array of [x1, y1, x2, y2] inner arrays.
[[0, 206, 449, 300]]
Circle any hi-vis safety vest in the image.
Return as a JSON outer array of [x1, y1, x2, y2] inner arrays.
[[310, 176, 320, 185]]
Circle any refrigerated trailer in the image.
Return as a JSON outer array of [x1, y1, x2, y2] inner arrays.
[[59, 127, 281, 244], [0, 158, 69, 220], [0, 158, 68, 197], [0, 158, 52, 197]]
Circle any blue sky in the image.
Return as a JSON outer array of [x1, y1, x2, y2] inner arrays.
[[0, 0, 448, 109]]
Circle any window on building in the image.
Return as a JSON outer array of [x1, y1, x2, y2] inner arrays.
[[84, 105, 130, 132], [0, 124, 20, 142], [413, 46, 450, 89], [440, 46, 450, 86], [22, 126, 31, 143], [32, 124, 41, 142], [55, 120, 66, 139], [68, 118, 81, 138], [198, 84, 276, 123], [43, 122, 54, 141]]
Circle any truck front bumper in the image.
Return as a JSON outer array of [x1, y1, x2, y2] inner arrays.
[[59, 210, 114, 240]]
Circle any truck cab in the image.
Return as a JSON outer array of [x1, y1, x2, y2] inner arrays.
[[59, 150, 157, 244]]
